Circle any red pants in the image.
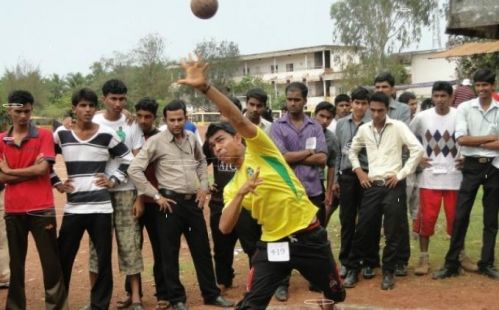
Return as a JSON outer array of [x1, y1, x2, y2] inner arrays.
[[413, 188, 457, 237]]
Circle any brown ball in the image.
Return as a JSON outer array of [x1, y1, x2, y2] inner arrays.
[[191, 0, 218, 19]]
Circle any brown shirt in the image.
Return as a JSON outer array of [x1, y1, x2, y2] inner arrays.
[[128, 128, 208, 198]]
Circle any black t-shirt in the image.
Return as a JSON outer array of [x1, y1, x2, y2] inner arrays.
[[203, 141, 236, 203]]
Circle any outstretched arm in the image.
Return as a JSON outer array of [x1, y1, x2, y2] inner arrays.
[[177, 56, 257, 139]]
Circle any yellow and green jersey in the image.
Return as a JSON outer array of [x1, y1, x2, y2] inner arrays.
[[223, 127, 317, 241]]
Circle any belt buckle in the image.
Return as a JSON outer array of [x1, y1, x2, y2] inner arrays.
[[185, 194, 194, 200], [372, 180, 386, 187], [478, 157, 489, 164]]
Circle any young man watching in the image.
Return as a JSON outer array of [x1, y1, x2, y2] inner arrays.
[[334, 87, 372, 283], [90, 79, 145, 308], [433, 69, 499, 280], [270, 82, 328, 301], [328, 94, 351, 133], [120, 97, 169, 309], [55, 88, 132, 309], [176, 56, 345, 310], [0, 90, 68, 309], [409, 82, 462, 275], [345, 91, 423, 290], [128, 100, 234, 310], [374, 73, 411, 276], [398, 91, 418, 120], [314, 101, 340, 223], [244, 88, 272, 134]]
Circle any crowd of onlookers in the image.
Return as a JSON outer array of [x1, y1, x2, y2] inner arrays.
[[0, 65, 498, 310]]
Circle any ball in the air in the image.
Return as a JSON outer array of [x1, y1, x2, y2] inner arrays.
[[191, 0, 218, 19]]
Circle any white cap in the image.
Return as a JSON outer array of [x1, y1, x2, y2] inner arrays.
[[462, 79, 471, 86]]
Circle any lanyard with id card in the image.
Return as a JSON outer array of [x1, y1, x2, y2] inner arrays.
[[267, 241, 290, 262]]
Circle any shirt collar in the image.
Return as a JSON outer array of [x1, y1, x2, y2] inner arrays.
[[367, 116, 394, 128], [470, 97, 499, 110], [278, 112, 314, 125], [3, 124, 39, 145], [163, 128, 189, 143], [347, 113, 370, 124]]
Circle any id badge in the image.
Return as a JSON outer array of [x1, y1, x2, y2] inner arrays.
[[305, 137, 317, 150], [267, 242, 290, 262], [432, 167, 448, 174]]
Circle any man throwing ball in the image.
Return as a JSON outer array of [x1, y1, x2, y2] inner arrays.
[[178, 56, 345, 309]]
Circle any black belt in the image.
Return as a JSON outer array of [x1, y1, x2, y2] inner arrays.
[[159, 189, 196, 200], [340, 168, 368, 176], [466, 157, 494, 164]]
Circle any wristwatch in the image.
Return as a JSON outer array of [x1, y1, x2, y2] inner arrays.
[[154, 193, 162, 201]]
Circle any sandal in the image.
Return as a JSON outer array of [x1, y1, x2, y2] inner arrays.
[[116, 297, 132, 309], [155, 300, 170, 309]]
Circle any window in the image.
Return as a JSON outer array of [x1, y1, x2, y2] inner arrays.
[[286, 63, 294, 72], [271, 65, 278, 73], [243, 67, 250, 75]]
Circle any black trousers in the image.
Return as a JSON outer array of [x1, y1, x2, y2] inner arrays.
[[279, 194, 323, 289], [338, 173, 362, 266], [58, 213, 113, 310], [346, 183, 405, 273], [367, 180, 410, 268], [123, 202, 168, 301], [209, 200, 261, 286], [157, 196, 220, 304], [445, 158, 499, 270], [235, 227, 345, 309], [5, 210, 68, 310]]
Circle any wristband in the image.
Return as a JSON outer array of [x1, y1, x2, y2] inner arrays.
[[200, 83, 211, 94]]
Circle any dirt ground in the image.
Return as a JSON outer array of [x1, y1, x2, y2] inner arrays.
[[1, 155, 499, 310]]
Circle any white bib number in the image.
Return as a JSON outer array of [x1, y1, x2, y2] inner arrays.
[[305, 137, 317, 150], [267, 242, 290, 262]]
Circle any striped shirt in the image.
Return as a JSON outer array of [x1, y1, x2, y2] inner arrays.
[[54, 125, 133, 214]]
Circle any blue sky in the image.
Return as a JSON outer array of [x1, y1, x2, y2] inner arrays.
[[0, 0, 443, 76]]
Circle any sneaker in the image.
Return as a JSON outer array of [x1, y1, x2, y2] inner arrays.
[[459, 252, 478, 272], [414, 255, 430, 276]]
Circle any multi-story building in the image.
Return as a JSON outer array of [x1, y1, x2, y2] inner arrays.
[[232, 45, 359, 111]]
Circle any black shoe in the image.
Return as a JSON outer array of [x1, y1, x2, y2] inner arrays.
[[343, 269, 359, 288], [432, 267, 459, 280], [381, 272, 395, 290], [362, 266, 375, 279], [274, 285, 288, 302], [172, 302, 188, 310], [339, 265, 347, 278], [205, 295, 235, 308], [479, 266, 499, 279], [394, 264, 408, 277]]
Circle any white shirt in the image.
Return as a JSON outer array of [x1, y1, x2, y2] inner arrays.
[[93, 113, 144, 191], [349, 116, 424, 181], [455, 97, 499, 158], [410, 108, 463, 190]]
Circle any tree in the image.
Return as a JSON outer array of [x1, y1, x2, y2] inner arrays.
[[1, 61, 49, 112], [448, 37, 499, 79], [131, 33, 174, 100], [330, 0, 437, 86], [176, 39, 240, 108]]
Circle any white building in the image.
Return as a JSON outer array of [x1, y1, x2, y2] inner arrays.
[[233, 45, 359, 111], [231, 45, 459, 111], [396, 49, 458, 98]]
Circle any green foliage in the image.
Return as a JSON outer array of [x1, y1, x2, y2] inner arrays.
[[330, 0, 436, 87], [179, 39, 240, 108], [449, 37, 499, 79], [340, 55, 410, 90]]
